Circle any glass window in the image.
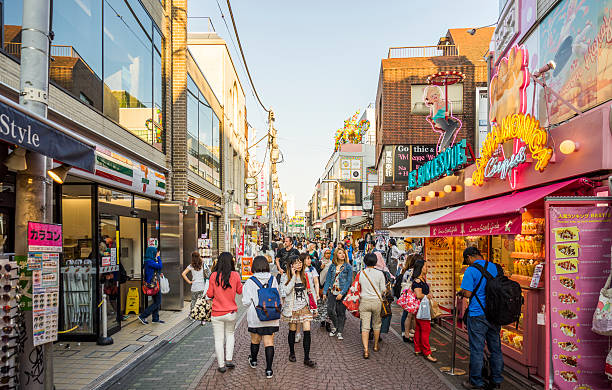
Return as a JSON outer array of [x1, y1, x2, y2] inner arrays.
[[152, 31, 163, 151], [187, 91, 199, 173], [212, 113, 220, 187], [3, 0, 22, 59], [134, 195, 151, 211], [198, 99, 213, 181], [99, 187, 132, 208], [51, 0, 103, 111], [103, 0, 153, 143], [127, 0, 152, 40], [61, 185, 95, 334]]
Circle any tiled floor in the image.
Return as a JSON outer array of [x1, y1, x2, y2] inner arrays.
[[53, 304, 192, 390]]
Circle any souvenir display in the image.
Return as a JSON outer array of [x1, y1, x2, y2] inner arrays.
[[1, 256, 22, 389]]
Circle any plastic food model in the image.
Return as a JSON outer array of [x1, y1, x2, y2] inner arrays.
[[560, 371, 577, 382], [559, 277, 575, 290], [558, 341, 578, 352]]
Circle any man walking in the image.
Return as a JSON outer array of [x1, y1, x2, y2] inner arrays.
[[457, 247, 503, 390], [275, 236, 300, 282], [386, 238, 400, 276]]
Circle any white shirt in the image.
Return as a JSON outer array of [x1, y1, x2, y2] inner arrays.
[[242, 272, 281, 328], [187, 265, 206, 292], [359, 268, 387, 301]]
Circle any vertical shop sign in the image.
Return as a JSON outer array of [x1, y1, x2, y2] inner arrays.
[[258, 166, 266, 205], [241, 256, 253, 280], [547, 203, 612, 390]]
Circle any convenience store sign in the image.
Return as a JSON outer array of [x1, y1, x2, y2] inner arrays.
[[407, 139, 467, 190]]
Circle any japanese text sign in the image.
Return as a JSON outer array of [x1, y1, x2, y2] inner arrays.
[[27, 222, 63, 252]]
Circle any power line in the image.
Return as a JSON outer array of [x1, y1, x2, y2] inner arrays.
[[225, 0, 270, 113]]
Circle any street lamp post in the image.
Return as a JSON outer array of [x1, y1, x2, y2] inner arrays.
[[322, 179, 341, 243]]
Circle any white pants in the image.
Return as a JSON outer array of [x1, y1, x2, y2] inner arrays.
[[211, 312, 237, 367]]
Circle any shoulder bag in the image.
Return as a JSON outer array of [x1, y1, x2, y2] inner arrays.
[[142, 272, 160, 296], [342, 271, 361, 318], [592, 260, 612, 336], [363, 269, 392, 318], [190, 295, 212, 322], [305, 275, 318, 312]]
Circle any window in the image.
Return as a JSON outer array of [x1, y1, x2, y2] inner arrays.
[[187, 74, 221, 188], [410, 84, 463, 115], [98, 187, 132, 208]]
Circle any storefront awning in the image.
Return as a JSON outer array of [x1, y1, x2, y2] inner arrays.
[[388, 206, 461, 238], [430, 179, 579, 236], [344, 215, 369, 231], [0, 95, 95, 171]]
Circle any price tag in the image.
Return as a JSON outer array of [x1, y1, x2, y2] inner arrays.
[[537, 312, 545, 326], [530, 263, 544, 288]]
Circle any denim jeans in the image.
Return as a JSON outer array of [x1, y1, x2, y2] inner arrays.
[[466, 315, 504, 387], [140, 292, 161, 321], [327, 293, 346, 333]]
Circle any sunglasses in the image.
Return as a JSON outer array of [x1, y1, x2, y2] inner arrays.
[[0, 366, 12, 375], [0, 295, 18, 304], [0, 346, 16, 354], [0, 276, 16, 282], [0, 307, 17, 314], [0, 353, 16, 363], [1, 315, 21, 324], [1, 266, 11, 274], [0, 336, 16, 344], [0, 375, 16, 384]]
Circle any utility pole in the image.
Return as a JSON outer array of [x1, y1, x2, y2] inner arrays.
[[17, 0, 52, 389], [268, 111, 275, 243]]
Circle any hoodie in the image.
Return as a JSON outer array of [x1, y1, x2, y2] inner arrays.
[[143, 246, 162, 284], [242, 272, 280, 328]]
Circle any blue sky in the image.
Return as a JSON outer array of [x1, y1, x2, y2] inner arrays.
[[189, 0, 499, 210]]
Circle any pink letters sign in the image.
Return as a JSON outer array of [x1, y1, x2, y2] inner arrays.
[[430, 215, 522, 237], [27, 222, 63, 252]]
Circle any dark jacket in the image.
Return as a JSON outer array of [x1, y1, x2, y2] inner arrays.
[[143, 247, 162, 284]]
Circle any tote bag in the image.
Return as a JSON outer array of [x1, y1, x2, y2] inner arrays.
[[592, 271, 612, 336], [397, 288, 420, 314], [416, 295, 431, 320], [343, 272, 361, 318], [160, 274, 170, 294]]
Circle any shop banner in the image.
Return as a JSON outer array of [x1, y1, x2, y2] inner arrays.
[[241, 256, 253, 280], [27, 222, 63, 252], [430, 214, 521, 237], [547, 204, 612, 390]]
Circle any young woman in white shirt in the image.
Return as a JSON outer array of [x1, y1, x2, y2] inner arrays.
[[358, 252, 387, 358], [181, 252, 209, 322], [242, 256, 280, 379]]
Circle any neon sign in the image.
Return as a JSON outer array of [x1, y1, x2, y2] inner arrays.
[[472, 113, 553, 188], [489, 45, 529, 125], [408, 139, 467, 190]]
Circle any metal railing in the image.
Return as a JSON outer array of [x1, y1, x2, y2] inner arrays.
[[388, 45, 458, 58], [188, 17, 216, 33], [4, 42, 96, 75]]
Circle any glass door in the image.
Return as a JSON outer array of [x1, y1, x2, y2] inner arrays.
[[99, 215, 120, 333]]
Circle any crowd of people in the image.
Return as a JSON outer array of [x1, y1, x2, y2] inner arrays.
[[144, 233, 504, 389]]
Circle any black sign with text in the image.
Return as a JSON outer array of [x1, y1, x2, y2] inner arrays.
[[394, 145, 411, 182], [411, 144, 436, 171]]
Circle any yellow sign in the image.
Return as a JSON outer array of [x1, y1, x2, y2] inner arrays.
[[473, 113, 553, 187], [125, 287, 140, 315]]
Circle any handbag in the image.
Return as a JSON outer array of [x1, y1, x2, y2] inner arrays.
[[593, 268, 612, 336], [362, 270, 392, 319], [190, 296, 212, 322], [342, 271, 361, 318], [397, 288, 420, 314], [416, 295, 431, 320], [430, 297, 442, 319], [142, 272, 160, 296], [606, 348, 612, 381], [159, 274, 170, 294], [305, 275, 318, 312]]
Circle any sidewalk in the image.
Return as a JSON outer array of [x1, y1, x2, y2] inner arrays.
[[196, 309, 455, 390], [53, 305, 193, 390]]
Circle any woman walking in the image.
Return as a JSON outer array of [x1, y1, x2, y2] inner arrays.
[[399, 254, 420, 342], [359, 253, 387, 358], [322, 247, 353, 340], [242, 256, 279, 379], [182, 251, 209, 323], [412, 259, 437, 362], [207, 252, 243, 372], [373, 252, 394, 341], [281, 255, 317, 367], [318, 248, 332, 331], [138, 247, 163, 324]]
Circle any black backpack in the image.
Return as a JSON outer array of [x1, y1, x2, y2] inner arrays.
[[393, 271, 405, 299], [471, 261, 524, 327]]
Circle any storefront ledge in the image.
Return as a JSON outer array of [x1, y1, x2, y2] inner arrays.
[[84, 317, 200, 390]]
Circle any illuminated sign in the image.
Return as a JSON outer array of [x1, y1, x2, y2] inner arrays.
[[472, 113, 553, 188], [489, 45, 529, 125], [407, 139, 467, 190]]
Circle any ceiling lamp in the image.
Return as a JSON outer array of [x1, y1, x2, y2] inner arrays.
[[47, 164, 72, 184], [4, 147, 27, 172], [444, 185, 463, 193], [559, 140, 579, 155], [428, 191, 445, 198], [464, 177, 474, 187]]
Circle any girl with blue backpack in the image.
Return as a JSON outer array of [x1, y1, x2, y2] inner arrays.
[[242, 256, 280, 379]]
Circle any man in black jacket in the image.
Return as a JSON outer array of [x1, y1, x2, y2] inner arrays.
[[275, 236, 300, 282]]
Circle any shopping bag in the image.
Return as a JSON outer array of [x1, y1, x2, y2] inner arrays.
[[606, 348, 612, 381], [430, 298, 443, 319], [190, 296, 212, 322], [416, 295, 431, 320], [159, 274, 170, 294], [592, 271, 612, 336], [142, 273, 159, 296], [397, 288, 420, 314], [343, 271, 361, 318]]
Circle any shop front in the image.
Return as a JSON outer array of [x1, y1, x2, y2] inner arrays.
[[57, 147, 167, 340]]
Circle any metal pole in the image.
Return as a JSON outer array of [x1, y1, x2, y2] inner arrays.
[[440, 296, 466, 376], [17, 1, 52, 388], [268, 112, 274, 243], [335, 180, 340, 242]]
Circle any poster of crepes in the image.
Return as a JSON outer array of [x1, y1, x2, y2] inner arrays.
[[547, 204, 611, 390], [535, 0, 612, 125]]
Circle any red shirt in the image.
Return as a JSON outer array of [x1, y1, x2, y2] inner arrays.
[[206, 271, 243, 317]]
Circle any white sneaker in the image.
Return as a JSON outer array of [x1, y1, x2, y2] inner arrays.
[[337, 332, 344, 340], [329, 329, 337, 337], [295, 332, 301, 343]]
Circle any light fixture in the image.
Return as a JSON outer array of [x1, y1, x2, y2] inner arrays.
[[271, 148, 280, 162], [464, 177, 474, 187], [4, 147, 27, 172], [444, 185, 463, 193], [559, 139, 579, 155], [415, 195, 422, 202], [405, 199, 420, 206], [47, 164, 72, 184], [532, 61, 556, 78], [428, 191, 444, 198], [467, 28, 476, 35]]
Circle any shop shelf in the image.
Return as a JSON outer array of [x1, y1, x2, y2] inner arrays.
[[510, 252, 545, 260], [510, 274, 536, 287], [521, 229, 543, 235]]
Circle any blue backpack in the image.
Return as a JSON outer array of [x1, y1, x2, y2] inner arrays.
[[250, 276, 282, 321]]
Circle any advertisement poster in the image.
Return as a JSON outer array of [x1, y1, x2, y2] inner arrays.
[[241, 256, 253, 281], [27, 222, 63, 252], [537, 0, 612, 125], [547, 204, 612, 390]]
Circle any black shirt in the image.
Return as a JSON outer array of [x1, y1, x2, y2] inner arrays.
[[411, 278, 430, 295], [276, 247, 300, 271]]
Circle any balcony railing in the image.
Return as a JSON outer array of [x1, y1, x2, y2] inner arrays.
[[388, 45, 458, 58], [4, 42, 96, 75], [188, 17, 216, 33]]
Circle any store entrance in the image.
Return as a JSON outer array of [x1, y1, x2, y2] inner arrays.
[[99, 215, 121, 334], [118, 216, 145, 320]]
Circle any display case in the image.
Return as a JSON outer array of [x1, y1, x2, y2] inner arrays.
[[425, 237, 454, 312]]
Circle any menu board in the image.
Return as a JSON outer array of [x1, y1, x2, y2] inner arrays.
[[382, 191, 406, 208], [548, 204, 612, 390]]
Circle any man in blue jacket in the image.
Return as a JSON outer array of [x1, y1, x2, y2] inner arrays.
[[139, 247, 164, 324]]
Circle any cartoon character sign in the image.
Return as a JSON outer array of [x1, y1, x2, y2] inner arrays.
[[489, 45, 530, 124], [423, 85, 462, 153]]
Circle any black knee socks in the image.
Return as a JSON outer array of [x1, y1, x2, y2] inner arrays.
[[288, 330, 296, 355], [303, 331, 311, 361], [250, 343, 260, 361], [265, 346, 274, 371]]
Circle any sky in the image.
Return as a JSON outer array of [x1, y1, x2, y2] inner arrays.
[[189, 0, 499, 210]]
